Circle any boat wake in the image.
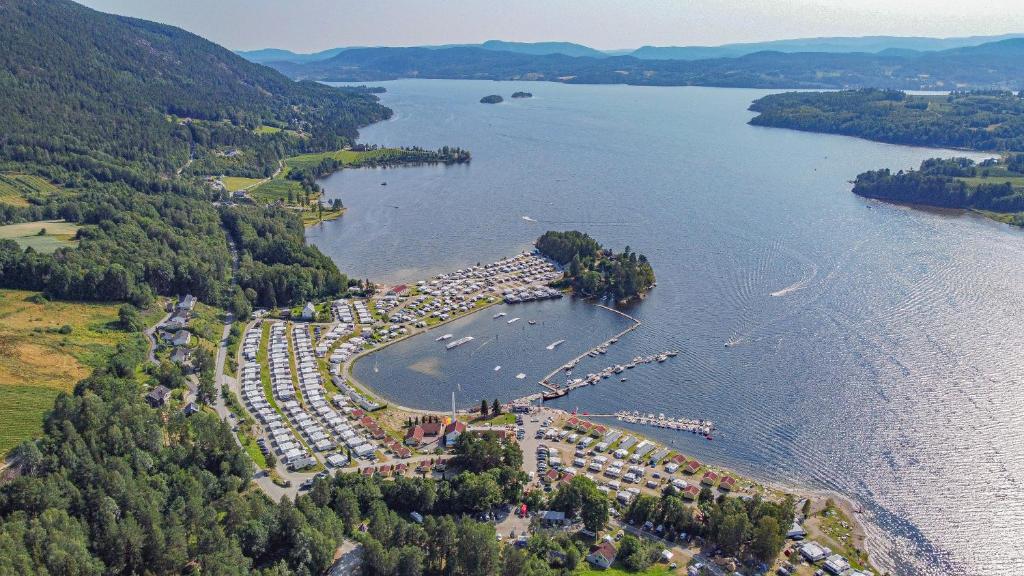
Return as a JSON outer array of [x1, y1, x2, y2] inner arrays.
[[770, 262, 818, 297], [521, 216, 537, 222]]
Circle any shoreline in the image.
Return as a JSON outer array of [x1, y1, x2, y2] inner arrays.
[[338, 295, 887, 574]]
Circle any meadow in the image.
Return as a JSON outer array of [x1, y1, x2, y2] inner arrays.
[[0, 219, 80, 253], [0, 290, 142, 453]]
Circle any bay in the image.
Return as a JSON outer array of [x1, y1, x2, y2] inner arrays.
[[308, 80, 1024, 576]]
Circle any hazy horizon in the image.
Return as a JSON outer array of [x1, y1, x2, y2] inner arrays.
[[76, 0, 1024, 53]]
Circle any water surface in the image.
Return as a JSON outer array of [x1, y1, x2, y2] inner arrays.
[[308, 80, 1024, 576]]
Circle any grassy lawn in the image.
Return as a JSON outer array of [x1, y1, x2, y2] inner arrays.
[[957, 175, 1024, 188], [0, 220, 80, 253], [282, 148, 398, 172], [250, 178, 303, 203], [0, 289, 141, 454], [221, 176, 265, 192], [0, 173, 61, 207], [253, 125, 282, 135]]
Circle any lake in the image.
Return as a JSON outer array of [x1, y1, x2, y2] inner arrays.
[[308, 80, 1024, 576]]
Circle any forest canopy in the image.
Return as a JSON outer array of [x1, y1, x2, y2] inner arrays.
[[0, 0, 393, 308], [536, 230, 656, 300], [748, 89, 1024, 151]]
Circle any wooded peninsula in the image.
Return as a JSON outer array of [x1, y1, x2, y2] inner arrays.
[[536, 231, 656, 301], [853, 156, 1024, 226], [748, 89, 1024, 152]]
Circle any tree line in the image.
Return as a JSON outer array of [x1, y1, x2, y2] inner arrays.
[[536, 231, 656, 301], [749, 89, 1024, 151], [852, 156, 1024, 223]]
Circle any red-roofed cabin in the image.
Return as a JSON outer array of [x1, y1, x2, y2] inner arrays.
[[421, 421, 444, 436], [405, 425, 425, 446], [719, 475, 736, 491], [566, 416, 580, 428], [685, 459, 701, 474], [682, 484, 701, 500], [670, 454, 687, 465], [701, 470, 720, 486], [543, 469, 560, 484], [351, 409, 365, 419]]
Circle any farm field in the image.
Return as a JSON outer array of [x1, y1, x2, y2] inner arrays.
[[221, 176, 265, 192], [0, 219, 80, 253], [0, 173, 61, 207], [0, 289, 156, 454]]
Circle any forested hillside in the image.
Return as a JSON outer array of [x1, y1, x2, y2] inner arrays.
[[271, 39, 1024, 90], [749, 89, 1024, 151], [0, 0, 391, 306]]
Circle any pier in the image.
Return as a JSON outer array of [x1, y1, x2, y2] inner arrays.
[[537, 304, 643, 395]]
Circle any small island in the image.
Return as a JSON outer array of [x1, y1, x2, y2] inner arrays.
[[511, 91, 533, 99], [479, 94, 503, 104], [853, 155, 1024, 226], [537, 230, 655, 301]]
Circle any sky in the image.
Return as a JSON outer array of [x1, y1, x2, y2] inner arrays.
[[77, 0, 1024, 53]]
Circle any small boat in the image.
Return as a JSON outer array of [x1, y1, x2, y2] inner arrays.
[[446, 336, 474, 350], [494, 365, 501, 371], [546, 339, 566, 350], [381, 182, 387, 186], [620, 377, 627, 382], [609, 338, 618, 344], [436, 333, 453, 341], [493, 312, 507, 319], [528, 320, 537, 325], [667, 350, 678, 357], [507, 317, 520, 324], [516, 373, 526, 379]]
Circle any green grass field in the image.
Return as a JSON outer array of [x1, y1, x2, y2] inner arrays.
[[957, 175, 1024, 189], [253, 125, 282, 135], [250, 178, 303, 203], [0, 289, 149, 454], [221, 176, 265, 192], [282, 148, 401, 172], [0, 174, 61, 207], [0, 220, 80, 253]]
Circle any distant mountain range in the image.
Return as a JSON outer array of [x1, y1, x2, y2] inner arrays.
[[237, 33, 1024, 65], [259, 38, 1024, 91]]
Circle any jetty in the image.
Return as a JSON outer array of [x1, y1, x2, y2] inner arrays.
[[538, 305, 642, 395]]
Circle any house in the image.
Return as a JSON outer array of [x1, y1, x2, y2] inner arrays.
[[405, 425, 425, 446], [171, 330, 191, 347], [585, 541, 617, 570], [538, 510, 568, 527], [182, 402, 200, 416], [420, 421, 444, 437], [443, 420, 466, 446], [701, 470, 720, 486], [146, 385, 172, 408], [681, 485, 701, 501], [176, 294, 197, 313], [170, 347, 191, 365], [786, 522, 807, 540], [163, 313, 189, 330], [301, 302, 316, 321], [685, 459, 701, 474], [542, 469, 560, 484], [719, 475, 736, 491]]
